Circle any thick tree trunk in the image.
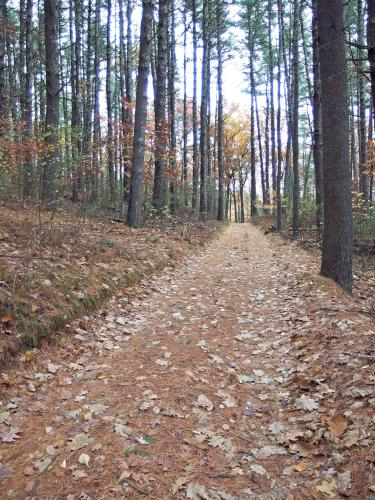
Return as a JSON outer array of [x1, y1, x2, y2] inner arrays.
[[127, 0, 153, 227], [318, 0, 353, 293], [42, 0, 60, 201]]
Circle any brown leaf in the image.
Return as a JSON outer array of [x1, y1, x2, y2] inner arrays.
[[127, 454, 144, 468], [324, 415, 348, 437]]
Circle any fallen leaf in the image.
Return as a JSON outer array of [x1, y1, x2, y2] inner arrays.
[[324, 415, 348, 437], [195, 394, 214, 411], [293, 462, 308, 472], [1, 427, 21, 443], [295, 395, 319, 411], [250, 463, 267, 476], [0, 465, 13, 480], [67, 433, 91, 451], [78, 453, 90, 467], [316, 479, 337, 498]]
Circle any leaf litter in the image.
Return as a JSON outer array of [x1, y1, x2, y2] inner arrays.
[[0, 224, 373, 498]]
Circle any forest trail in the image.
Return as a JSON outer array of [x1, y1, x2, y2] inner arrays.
[[0, 224, 374, 499]]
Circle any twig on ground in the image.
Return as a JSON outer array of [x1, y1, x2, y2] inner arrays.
[[0, 253, 56, 261], [120, 478, 150, 496]]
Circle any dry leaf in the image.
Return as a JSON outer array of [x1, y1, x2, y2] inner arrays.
[[325, 415, 348, 437]]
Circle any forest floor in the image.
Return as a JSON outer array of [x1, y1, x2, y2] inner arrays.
[[0, 204, 219, 362], [0, 223, 374, 499]]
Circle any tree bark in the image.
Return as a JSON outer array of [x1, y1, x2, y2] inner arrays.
[[192, 0, 199, 210], [291, 0, 300, 238], [127, 0, 153, 227], [318, 0, 353, 293], [42, 0, 60, 201], [312, 0, 323, 233], [23, 0, 33, 196], [153, 0, 168, 215], [217, 0, 225, 221], [199, 0, 209, 219]]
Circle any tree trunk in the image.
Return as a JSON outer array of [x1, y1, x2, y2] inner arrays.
[[268, 0, 276, 199], [312, 0, 323, 233], [357, 0, 369, 202], [168, 0, 177, 214], [0, 0, 6, 123], [217, 0, 225, 221], [292, 0, 300, 238], [127, 0, 153, 227], [92, 0, 101, 201], [23, 0, 33, 196], [153, 0, 168, 215], [42, 0, 60, 201], [106, 0, 115, 201], [192, 0, 199, 210], [182, 0, 188, 204], [276, 0, 283, 231], [199, 0, 209, 219], [318, 0, 353, 293]]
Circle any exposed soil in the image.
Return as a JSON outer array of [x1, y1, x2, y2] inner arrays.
[[0, 224, 374, 499]]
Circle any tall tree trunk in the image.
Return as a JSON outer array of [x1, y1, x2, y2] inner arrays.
[[276, 0, 283, 231], [169, 0, 177, 214], [368, 0, 375, 144], [153, 0, 168, 215], [357, 0, 369, 202], [192, 0, 199, 210], [127, 0, 153, 227], [182, 0, 188, 203], [199, 0, 209, 219], [23, 0, 33, 196], [291, 0, 300, 238], [106, 0, 115, 201], [318, 0, 353, 293], [42, 0, 60, 201], [268, 0, 276, 200], [0, 0, 6, 123], [312, 0, 323, 234], [92, 0, 101, 201], [265, 83, 270, 205], [254, 90, 264, 206], [250, 92, 257, 216], [217, 0, 225, 221], [123, 0, 133, 201]]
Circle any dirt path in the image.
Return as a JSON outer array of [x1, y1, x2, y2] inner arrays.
[[0, 224, 374, 499]]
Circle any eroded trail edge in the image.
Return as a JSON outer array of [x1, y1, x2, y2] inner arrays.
[[0, 224, 374, 499]]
